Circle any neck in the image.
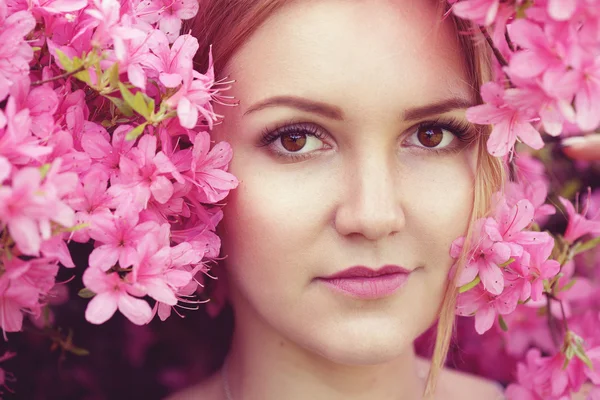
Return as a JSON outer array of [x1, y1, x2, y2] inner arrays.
[[223, 299, 427, 400]]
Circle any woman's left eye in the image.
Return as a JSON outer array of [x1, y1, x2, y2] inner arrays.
[[404, 125, 457, 150]]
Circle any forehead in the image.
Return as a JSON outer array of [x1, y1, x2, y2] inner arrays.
[[224, 0, 472, 121]]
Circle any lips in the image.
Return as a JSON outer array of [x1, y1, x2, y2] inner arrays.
[[317, 265, 412, 299]]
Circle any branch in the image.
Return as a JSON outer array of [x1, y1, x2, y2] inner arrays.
[[479, 26, 509, 67], [31, 66, 86, 87]]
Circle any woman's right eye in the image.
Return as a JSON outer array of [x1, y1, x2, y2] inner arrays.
[[259, 123, 330, 159]]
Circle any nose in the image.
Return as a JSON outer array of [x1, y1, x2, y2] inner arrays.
[[334, 151, 405, 241]]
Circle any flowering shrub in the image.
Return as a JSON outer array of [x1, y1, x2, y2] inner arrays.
[[0, 0, 238, 396], [439, 1, 600, 398], [0, 0, 599, 399]]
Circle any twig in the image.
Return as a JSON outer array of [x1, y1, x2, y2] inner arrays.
[[479, 26, 509, 67], [547, 294, 560, 348], [31, 66, 86, 87]]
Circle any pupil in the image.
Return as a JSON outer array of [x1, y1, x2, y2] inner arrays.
[[281, 132, 307, 152], [417, 127, 443, 147]]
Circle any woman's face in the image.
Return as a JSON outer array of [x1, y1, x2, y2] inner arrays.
[[212, 0, 478, 365]]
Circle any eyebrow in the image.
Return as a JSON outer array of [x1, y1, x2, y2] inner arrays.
[[243, 95, 474, 121]]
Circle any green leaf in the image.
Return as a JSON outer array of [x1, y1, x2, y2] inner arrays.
[[68, 346, 90, 356], [558, 278, 577, 293], [104, 95, 133, 117], [78, 288, 96, 299], [55, 49, 73, 71], [119, 83, 151, 119], [61, 222, 90, 233], [125, 123, 148, 141], [459, 276, 480, 293], [573, 342, 594, 370], [498, 315, 508, 332], [573, 237, 600, 256], [39, 163, 51, 179]]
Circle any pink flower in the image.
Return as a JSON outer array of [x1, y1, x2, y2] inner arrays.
[[0, 4, 35, 101], [466, 82, 544, 157], [456, 281, 520, 334], [574, 58, 600, 131], [186, 131, 238, 204], [82, 265, 153, 325], [136, 0, 199, 43], [80, 123, 135, 180], [112, 134, 183, 208], [522, 239, 561, 302], [87, 205, 159, 271], [0, 165, 75, 256], [451, 0, 501, 26], [126, 228, 193, 306], [453, 218, 511, 295], [559, 194, 600, 244], [144, 32, 199, 88]]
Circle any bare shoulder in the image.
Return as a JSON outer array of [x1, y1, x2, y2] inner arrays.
[[164, 372, 223, 400], [437, 366, 505, 400], [416, 357, 504, 400]]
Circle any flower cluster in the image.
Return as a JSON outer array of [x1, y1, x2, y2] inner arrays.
[[0, 0, 238, 347], [451, 0, 600, 157], [449, 1, 600, 398]]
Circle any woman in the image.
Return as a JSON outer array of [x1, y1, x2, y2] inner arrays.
[[170, 0, 505, 398]]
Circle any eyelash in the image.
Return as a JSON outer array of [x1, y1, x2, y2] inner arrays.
[[258, 117, 477, 161]]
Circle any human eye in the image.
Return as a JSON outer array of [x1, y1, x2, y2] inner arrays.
[[257, 121, 332, 161], [403, 117, 477, 154]]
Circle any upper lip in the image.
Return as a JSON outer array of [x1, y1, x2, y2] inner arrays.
[[320, 265, 411, 279]]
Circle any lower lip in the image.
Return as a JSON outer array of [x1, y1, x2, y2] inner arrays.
[[318, 273, 410, 299]]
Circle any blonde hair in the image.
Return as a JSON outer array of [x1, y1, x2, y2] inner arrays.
[[187, 1, 507, 396]]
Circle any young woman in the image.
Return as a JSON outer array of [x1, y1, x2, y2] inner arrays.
[[170, 0, 506, 398]]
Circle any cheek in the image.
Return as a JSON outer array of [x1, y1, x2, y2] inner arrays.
[[400, 155, 475, 265]]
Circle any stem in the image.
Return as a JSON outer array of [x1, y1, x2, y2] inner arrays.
[[479, 26, 509, 67], [559, 299, 570, 332], [547, 294, 560, 348], [31, 66, 86, 87], [505, 29, 515, 52]]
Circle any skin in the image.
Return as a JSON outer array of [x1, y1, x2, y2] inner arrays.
[[171, 0, 504, 399]]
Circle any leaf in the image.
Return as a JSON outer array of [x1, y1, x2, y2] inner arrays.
[[68, 346, 90, 356], [573, 237, 600, 256], [60, 223, 90, 233], [558, 278, 577, 293], [498, 315, 508, 331], [39, 163, 51, 179], [126, 122, 148, 141], [459, 276, 481, 293], [119, 83, 151, 119], [104, 95, 133, 117], [573, 342, 594, 370], [55, 49, 73, 71], [78, 288, 96, 298]]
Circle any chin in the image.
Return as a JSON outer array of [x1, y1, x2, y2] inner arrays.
[[299, 324, 417, 366]]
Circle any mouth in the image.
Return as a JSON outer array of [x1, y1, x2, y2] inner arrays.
[[316, 265, 412, 300]]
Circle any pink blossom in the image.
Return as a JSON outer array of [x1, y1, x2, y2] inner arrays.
[[111, 134, 183, 208], [0, 4, 35, 101], [144, 32, 199, 88], [466, 82, 544, 157], [136, 0, 199, 43], [559, 195, 600, 244], [456, 281, 520, 334], [451, 0, 501, 26], [186, 131, 238, 204], [83, 265, 153, 325], [453, 218, 511, 295], [0, 165, 75, 256], [87, 205, 159, 271]]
